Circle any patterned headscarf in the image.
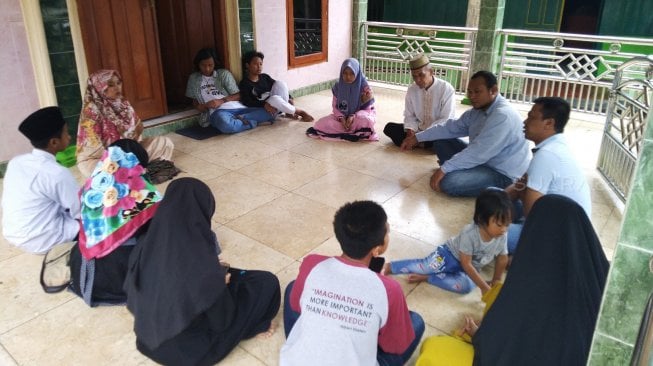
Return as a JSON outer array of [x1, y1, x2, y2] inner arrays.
[[332, 58, 369, 116], [78, 145, 161, 259], [76, 70, 141, 156]]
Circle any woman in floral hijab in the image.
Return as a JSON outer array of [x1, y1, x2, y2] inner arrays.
[[76, 70, 174, 176], [69, 139, 161, 306]]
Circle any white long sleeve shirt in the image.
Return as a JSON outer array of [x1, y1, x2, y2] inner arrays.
[[2, 149, 80, 254], [403, 78, 456, 132]]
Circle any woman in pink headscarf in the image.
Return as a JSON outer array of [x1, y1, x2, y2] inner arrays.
[[76, 70, 174, 177], [306, 58, 378, 141]]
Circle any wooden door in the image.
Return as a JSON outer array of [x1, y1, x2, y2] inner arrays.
[[155, 0, 229, 108], [76, 0, 167, 120]]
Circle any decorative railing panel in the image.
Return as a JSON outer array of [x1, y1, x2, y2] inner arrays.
[[597, 56, 653, 202], [497, 29, 653, 114], [361, 22, 476, 93]]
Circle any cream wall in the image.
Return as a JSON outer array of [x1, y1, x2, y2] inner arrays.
[[252, 0, 352, 90], [0, 0, 42, 162]]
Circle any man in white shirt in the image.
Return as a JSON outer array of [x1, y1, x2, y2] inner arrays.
[[383, 53, 456, 146], [2, 107, 81, 254], [505, 97, 591, 252]]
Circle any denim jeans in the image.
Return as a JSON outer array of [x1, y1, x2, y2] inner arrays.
[[507, 222, 524, 254], [283, 281, 425, 365], [432, 138, 468, 163], [210, 107, 274, 133], [432, 138, 514, 197], [390, 245, 475, 294], [507, 200, 526, 254]]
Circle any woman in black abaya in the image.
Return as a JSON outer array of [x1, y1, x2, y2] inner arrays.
[[416, 194, 609, 366], [124, 177, 280, 366]]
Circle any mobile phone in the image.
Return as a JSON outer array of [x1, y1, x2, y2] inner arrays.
[[369, 256, 385, 273]]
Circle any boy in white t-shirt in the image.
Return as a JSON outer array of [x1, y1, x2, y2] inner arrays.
[[280, 200, 424, 366]]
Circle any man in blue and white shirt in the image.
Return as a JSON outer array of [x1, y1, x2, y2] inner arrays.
[[401, 70, 531, 197], [505, 96, 591, 252]]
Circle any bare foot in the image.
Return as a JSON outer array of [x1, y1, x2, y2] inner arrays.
[[257, 321, 278, 339], [407, 274, 429, 283], [296, 110, 314, 122]]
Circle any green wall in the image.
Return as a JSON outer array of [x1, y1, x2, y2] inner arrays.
[[381, 0, 468, 26], [598, 0, 653, 37], [40, 0, 82, 144], [588, 110, 653, 365]]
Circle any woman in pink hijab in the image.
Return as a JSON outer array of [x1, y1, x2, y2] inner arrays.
[[306, 58, 378, 141], [76, 70, 174, 177]]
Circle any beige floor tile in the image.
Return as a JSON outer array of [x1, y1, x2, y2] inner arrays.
[[205, 171, 287, 224], [190, 135, 283, 171], [598, 213, 623, 250], [294, 91, 334, 118], [0, 253, 75, 334], [0, 300, 154, 366], [384, 188, 475, 245], [588, 171, 626, 211], [591, 201, 615, 233], [406, 282, 485, 335], [165, 131, 226, 154], [217, 346, 268, 366], [290, 138, 381, 166], [0, 237, 22, 262], [306, 235, 342, 257], [0, 344, 17, 366], [226, 193, 335, 260], [294, 167, 405, 209], [346, 145, 437, 187], [171, 151, 231, 181], [215, 226, 295, 274], [408, 171, 439, 194], [237, 150, 335, 191], [240, 119, 315, 150]]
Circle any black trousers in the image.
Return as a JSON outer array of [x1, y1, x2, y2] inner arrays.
[[383, 122, 408, 146], [383, 122, 433, 148]]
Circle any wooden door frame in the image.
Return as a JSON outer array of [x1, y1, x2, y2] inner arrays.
[[214, 0, 230, 70], [286, 0, 329, 68]]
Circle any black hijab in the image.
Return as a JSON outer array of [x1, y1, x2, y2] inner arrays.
[[472, 195, 609, 366], [124, 177, 227, 350]]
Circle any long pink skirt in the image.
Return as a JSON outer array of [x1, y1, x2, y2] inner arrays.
[[306, 109, 378, 141]]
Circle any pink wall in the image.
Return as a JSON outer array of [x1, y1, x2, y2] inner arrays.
[[252, 0, 353, 90], [0, 0, 41, 162]]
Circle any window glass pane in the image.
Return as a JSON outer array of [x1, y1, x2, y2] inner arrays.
[[293, 0, 322, 57]]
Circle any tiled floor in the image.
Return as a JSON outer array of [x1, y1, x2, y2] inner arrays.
[[0, 86, 623, 365]]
